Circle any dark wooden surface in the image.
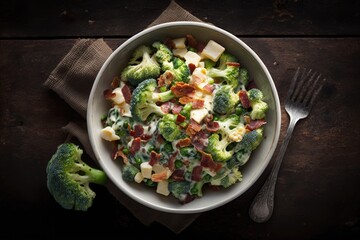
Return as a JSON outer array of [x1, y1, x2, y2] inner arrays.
[[1, 1, 360, 239]]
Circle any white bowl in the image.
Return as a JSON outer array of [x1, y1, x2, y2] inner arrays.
[[87, 21, 281, 214]]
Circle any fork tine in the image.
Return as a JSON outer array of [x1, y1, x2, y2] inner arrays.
[[302, 72, 321, 106], [287, 67, 301, 100], [290, 68, 312, 102], [307, 77, 326, 109], [297, 70, 319, 104]]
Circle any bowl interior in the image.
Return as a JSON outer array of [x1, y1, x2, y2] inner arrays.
[[87, 21, 281, 214]]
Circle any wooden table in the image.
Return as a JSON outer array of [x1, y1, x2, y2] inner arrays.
[[1, 0, 359, 239]]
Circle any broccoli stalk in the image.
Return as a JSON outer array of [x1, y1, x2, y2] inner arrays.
[[213, 85, 239, 115], [121, 45, 161, 86], [46, 143, 107, 211], [130, 78, 175, 122]]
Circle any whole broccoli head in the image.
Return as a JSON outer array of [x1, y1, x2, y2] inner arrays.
[[162, 57, 190, 83], [121, 45, 161, 87], [248, 88, 269, 120], [213, 85, 239, 115], [158, 114, 183, 142], [130, 78, 175, 122], [46, 143, 107, 211], [152, 41, 173, 64]]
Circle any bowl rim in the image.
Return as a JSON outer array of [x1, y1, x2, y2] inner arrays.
[[87, 21, 281, 214]]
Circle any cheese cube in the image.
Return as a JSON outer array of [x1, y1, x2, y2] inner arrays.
[[172, 37, 186, 49], [100, 126, 120, 141], [184, 51, 201, 67], [201, 40, 225, 62], [134, 172, 144, 183], [190, 108, 209, 124], [140, 162, 153, 179], [111, 87, 125, 105], [156, 180, 170, 196], [172, 48, 188, 58]]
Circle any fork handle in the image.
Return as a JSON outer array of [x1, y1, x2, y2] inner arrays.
[[249, 117, 298, 223]]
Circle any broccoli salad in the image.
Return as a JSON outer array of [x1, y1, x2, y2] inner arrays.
[[100, 35, 268, 204]]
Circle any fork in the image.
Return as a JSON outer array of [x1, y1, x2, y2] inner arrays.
[[248, 67, 326, 223]]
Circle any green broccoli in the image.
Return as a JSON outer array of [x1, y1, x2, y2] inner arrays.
[[46, 143, 107, 211], [168, 181, 190, 201], [210, 167, 242, 188], [121, 45, 161, 86], [207, 65, 240, 89], [158, 114, 182, 142], [234, 128, 264, 166], [248, 88, 268, 120], [162, 57, 190, 83], [152, 41, 173, 64], [205, 133, 233, 162], [122, 164, 140, 182], [239, 68, 249, 87], [217, 52, 238, 69], [203, 59, 216, 70], [130, 78, 175, 122], [213, 85, 239, 115]]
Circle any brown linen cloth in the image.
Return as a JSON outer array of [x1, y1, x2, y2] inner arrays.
[[43, 0, 203, 234]]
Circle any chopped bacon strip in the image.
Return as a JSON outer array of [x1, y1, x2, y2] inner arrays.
[[239, 90, 251, 108], [176, 138, 191, 148], [171, 169, 185, 181], [158, 71, 174, 87], [203, 114, 213, 123], [151, 170, 168, 182], [246, 80, 257, 90], [114, 149, 129, 164], [188, 63, 196, 74], [166, 152, 178, 171], [191, 130, 209, 151], [199, 150, 217, 170], [130, 124, 144, 138], [206, 121, 220, 132], [160, 102, 172, 114], [130, 137, 141, 154], [226, 62, 241, 67], [111, 76, 120, 89], [121, 84, 132, 104], [186, 34, 197, 48], [164, 38, 175, 49], [197, 41, 206, 53], [186, 119, 202, 136], [171, 104, 183, 114], [176, 114, 186, 123], [179, 96, 193, 105], [202, 84, 215, 94], [149, 151, 161, 166], [191, 165, 203, 182], [192, 99, 204, 109], [246, 119, 267, 131], [103, 89, 115, 100], [171, 82, 196, 97]]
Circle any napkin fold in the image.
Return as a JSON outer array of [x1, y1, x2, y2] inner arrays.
[[44, 0, 202, 234]]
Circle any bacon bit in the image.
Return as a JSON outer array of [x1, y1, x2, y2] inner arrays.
[[226, 62, 241, 67], [171, 82, 196, 97], [188, 63, 196, 74], [166, 152, 178, 171], [171, 169, 185, 181], [246, 119, 267, 131], [111, 76, 120, 89], [186, 34, 198, 48], [176, 138, 191, 148], [186, 119, 202, 136], [103, 89, 115, 100], [156, 134, 165, 144], [121, 84, 132, 104], [149, 151, 161, 166], [202, 84, 215, 94], [164, 38, 175, 49], [176, 114, 186, 123], [130, 124, 144, 138], [179, 96, 193, 105], [191, 165, 203, 182], [160, 102, 172, 114], [171, 104, 183, 114], [130, 137, 141, 154], [191, 130, 209, 151], [192, 99, 204, 109], [246, 80, 257, 90], [197, 41, 206, 53], [158, 71, 174, 87], [206, 121, 220, 132], [151, 170, 168, 182], [239, 90, 251, 108], [114, 149, 129, 165], [199, 150, 217, 170], [190, 75, 203, 85], [203, 114, 213, 123]]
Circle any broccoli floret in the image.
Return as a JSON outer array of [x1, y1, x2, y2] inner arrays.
[[212, 167, 242, 188], [168, 181, 190, 201], [248, 88, 268, 120], [205, 133, 233, 161], [152, 41, 173, 64], [158, 114, 182, 142], [207, 65, 240, 89], [239, 68, 249, 87], [121, 45, 161, 86], [161, 57, 190, 83], [203, 59, 216, 70], [122, 164, 140, 182], [46, 143, 107, 211], [190, 181, 205, 197], [213, 85, 239, 115], [234, 128, 264, 166], [130, 78, 175, 122], [217, 52, 238, 70]]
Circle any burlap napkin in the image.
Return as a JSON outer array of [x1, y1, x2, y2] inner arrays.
[[44, 0, 203, 234]]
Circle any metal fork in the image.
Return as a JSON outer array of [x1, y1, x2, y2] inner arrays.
[[248, 67, 326, 223]]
